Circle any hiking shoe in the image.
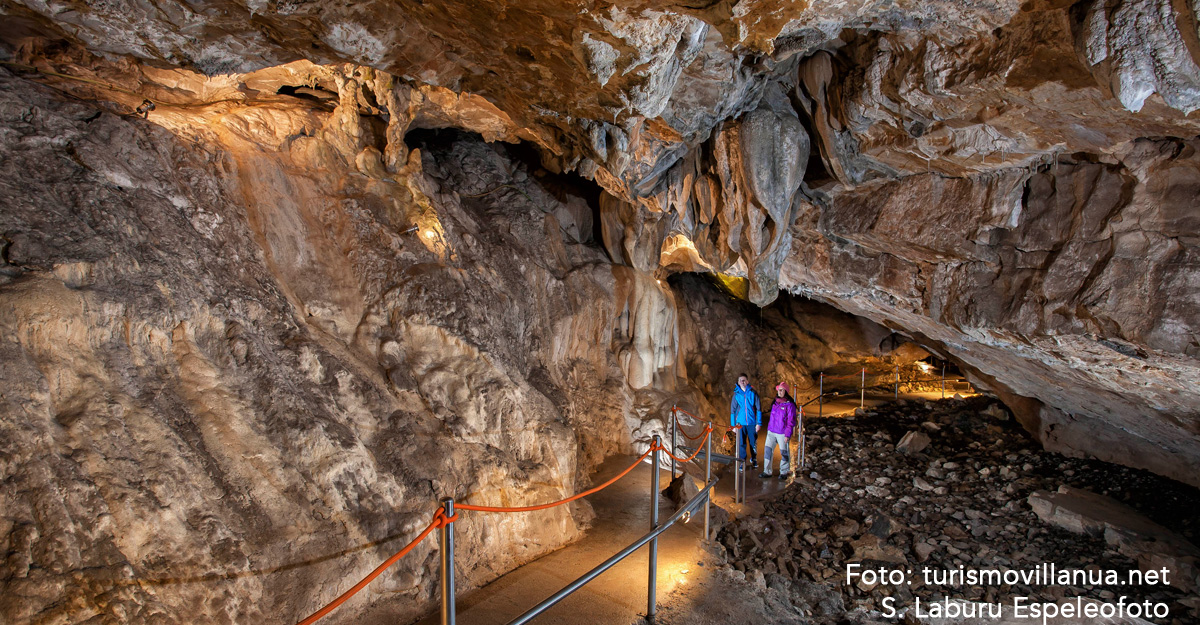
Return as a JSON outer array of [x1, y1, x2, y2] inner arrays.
[[758, 472, 771, 478], [779, 473, 789, 481]]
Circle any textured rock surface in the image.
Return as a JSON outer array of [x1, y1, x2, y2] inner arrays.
[[3, 0, 1200, 618], [718, 397, 1199, 621], [1029, 486, 1200, 593], [0, 67, 612, 625], [782, 152, 1200, 486], [0, 62, 881, 623]]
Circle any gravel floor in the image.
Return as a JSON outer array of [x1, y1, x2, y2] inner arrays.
[[704, 396, 1200, 625]]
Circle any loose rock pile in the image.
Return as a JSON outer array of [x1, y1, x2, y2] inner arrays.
[[715, 397, 1199, 624]]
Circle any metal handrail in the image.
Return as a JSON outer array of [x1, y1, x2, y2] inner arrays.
[[800, 393, 828, 408], [504, 477, 719, 625]]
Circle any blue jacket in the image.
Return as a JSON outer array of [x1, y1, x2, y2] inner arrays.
[[730, 385, 762, 427]]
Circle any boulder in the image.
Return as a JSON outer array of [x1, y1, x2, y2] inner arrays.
[[847, 534, 907, 565], [1029, 486, 1200, 593], [661, 473, 701, 508], [896, 430, 932, 455]]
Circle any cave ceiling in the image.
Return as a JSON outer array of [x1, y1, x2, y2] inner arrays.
[[1, 0, 1199, 484]]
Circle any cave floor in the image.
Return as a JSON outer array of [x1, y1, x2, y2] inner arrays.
[[408, 388, 982, 625], [412, 451, 796, 623]]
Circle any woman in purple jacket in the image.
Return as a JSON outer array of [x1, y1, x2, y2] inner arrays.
[[760, 382, 798, 479]]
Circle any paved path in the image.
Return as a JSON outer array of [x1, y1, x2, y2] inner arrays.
[[413, 384, 975, 625], [414, 454, 717, 625]]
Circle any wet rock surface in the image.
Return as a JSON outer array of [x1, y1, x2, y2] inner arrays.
[[715, 397, 1200, 624]]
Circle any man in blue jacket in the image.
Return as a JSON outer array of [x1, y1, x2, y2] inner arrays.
[[730, 373, 762, 469]]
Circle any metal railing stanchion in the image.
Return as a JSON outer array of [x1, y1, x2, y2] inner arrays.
[[799, 407, 806, 469], [860, 368, 865, 408], [648, 436, 660, 620], [704, 425, 712, 541], [504, 480, 718, 625], [734, 426, 743, 504], [670, 406, 678, 478], [894, 364, 899, 399], [818, 373, 823, 419], [941, 363, 946, 398], [440, 498, 456, 625]]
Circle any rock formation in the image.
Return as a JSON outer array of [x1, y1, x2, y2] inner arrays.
[[0, 56, 881, 624], [719, 396, 1200, 621], [2, 0, 1200, 621]]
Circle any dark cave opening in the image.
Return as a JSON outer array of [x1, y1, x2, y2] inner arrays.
[[666, 274, 1200, 613], [274, 84, 338, 107], [403, 127, 606, 247]]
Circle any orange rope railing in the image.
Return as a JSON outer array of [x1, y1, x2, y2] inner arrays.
[[673, 407, 737, 432], [820, 368, 867, 381], [294, 509, 454, 625], [293, 444, 666, 625], [678, 423, 710, 441], [658, 429, 712, 464], [454, 446, 654, 514]]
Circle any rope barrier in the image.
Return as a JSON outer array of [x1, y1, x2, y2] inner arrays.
[[820, 368, 867, 381], [673, 407, 737, 431], [678, 423, 711, 441], [294, 443, 667, 624], [657, 429, 712, 464], [455, 447, 654, 514], [294, 510, 451, 625]]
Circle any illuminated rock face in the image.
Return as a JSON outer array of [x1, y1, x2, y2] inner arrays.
[[0, 60, 868, 624], [2, 0, 1200, 619], [0, 67, 610, 625]]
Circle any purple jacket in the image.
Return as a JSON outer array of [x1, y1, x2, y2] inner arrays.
[[767, 398, 798, 437]]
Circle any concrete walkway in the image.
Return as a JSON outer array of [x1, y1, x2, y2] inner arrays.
[[414, 454, 716, 625], [414, 385, 975, 625]]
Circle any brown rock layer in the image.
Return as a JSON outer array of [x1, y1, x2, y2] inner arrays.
[[0, 61, 882, 623]]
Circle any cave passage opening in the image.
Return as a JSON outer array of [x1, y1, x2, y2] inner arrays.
[[403, 127, 606, 248], [662, 272, 973, 417]]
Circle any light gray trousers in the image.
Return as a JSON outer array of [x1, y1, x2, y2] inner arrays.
[[762, 431, 791, 475]]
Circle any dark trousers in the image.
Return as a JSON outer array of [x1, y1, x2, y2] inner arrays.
[[737, 424, 758, 463]]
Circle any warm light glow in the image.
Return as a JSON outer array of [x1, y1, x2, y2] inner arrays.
[[916, 361, 933, 373], [659, 233, 712, 272], [711, 273, 749, 301], [681, 510, 691, 524], [424, 230, 436, 239]]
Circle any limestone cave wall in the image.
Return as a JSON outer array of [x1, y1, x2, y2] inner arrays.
[[0, 57, 878, 624], [2, 0, 1200, 620]]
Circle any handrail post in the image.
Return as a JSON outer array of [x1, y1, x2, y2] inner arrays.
[[734, 426, 742, 504], [941, 363, 946, 398], [818, 373, 823, 419], [440, 497, 456, 625], [648, 435, 660, 620], [791, 407, 798, 480], [704, 425, 712, 541], [799, 406, 806, 469], [894, 364, 899, 399], [860, 368, 865, 409], [670, 406, 677, 478], [733, 426, 738, 504]]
